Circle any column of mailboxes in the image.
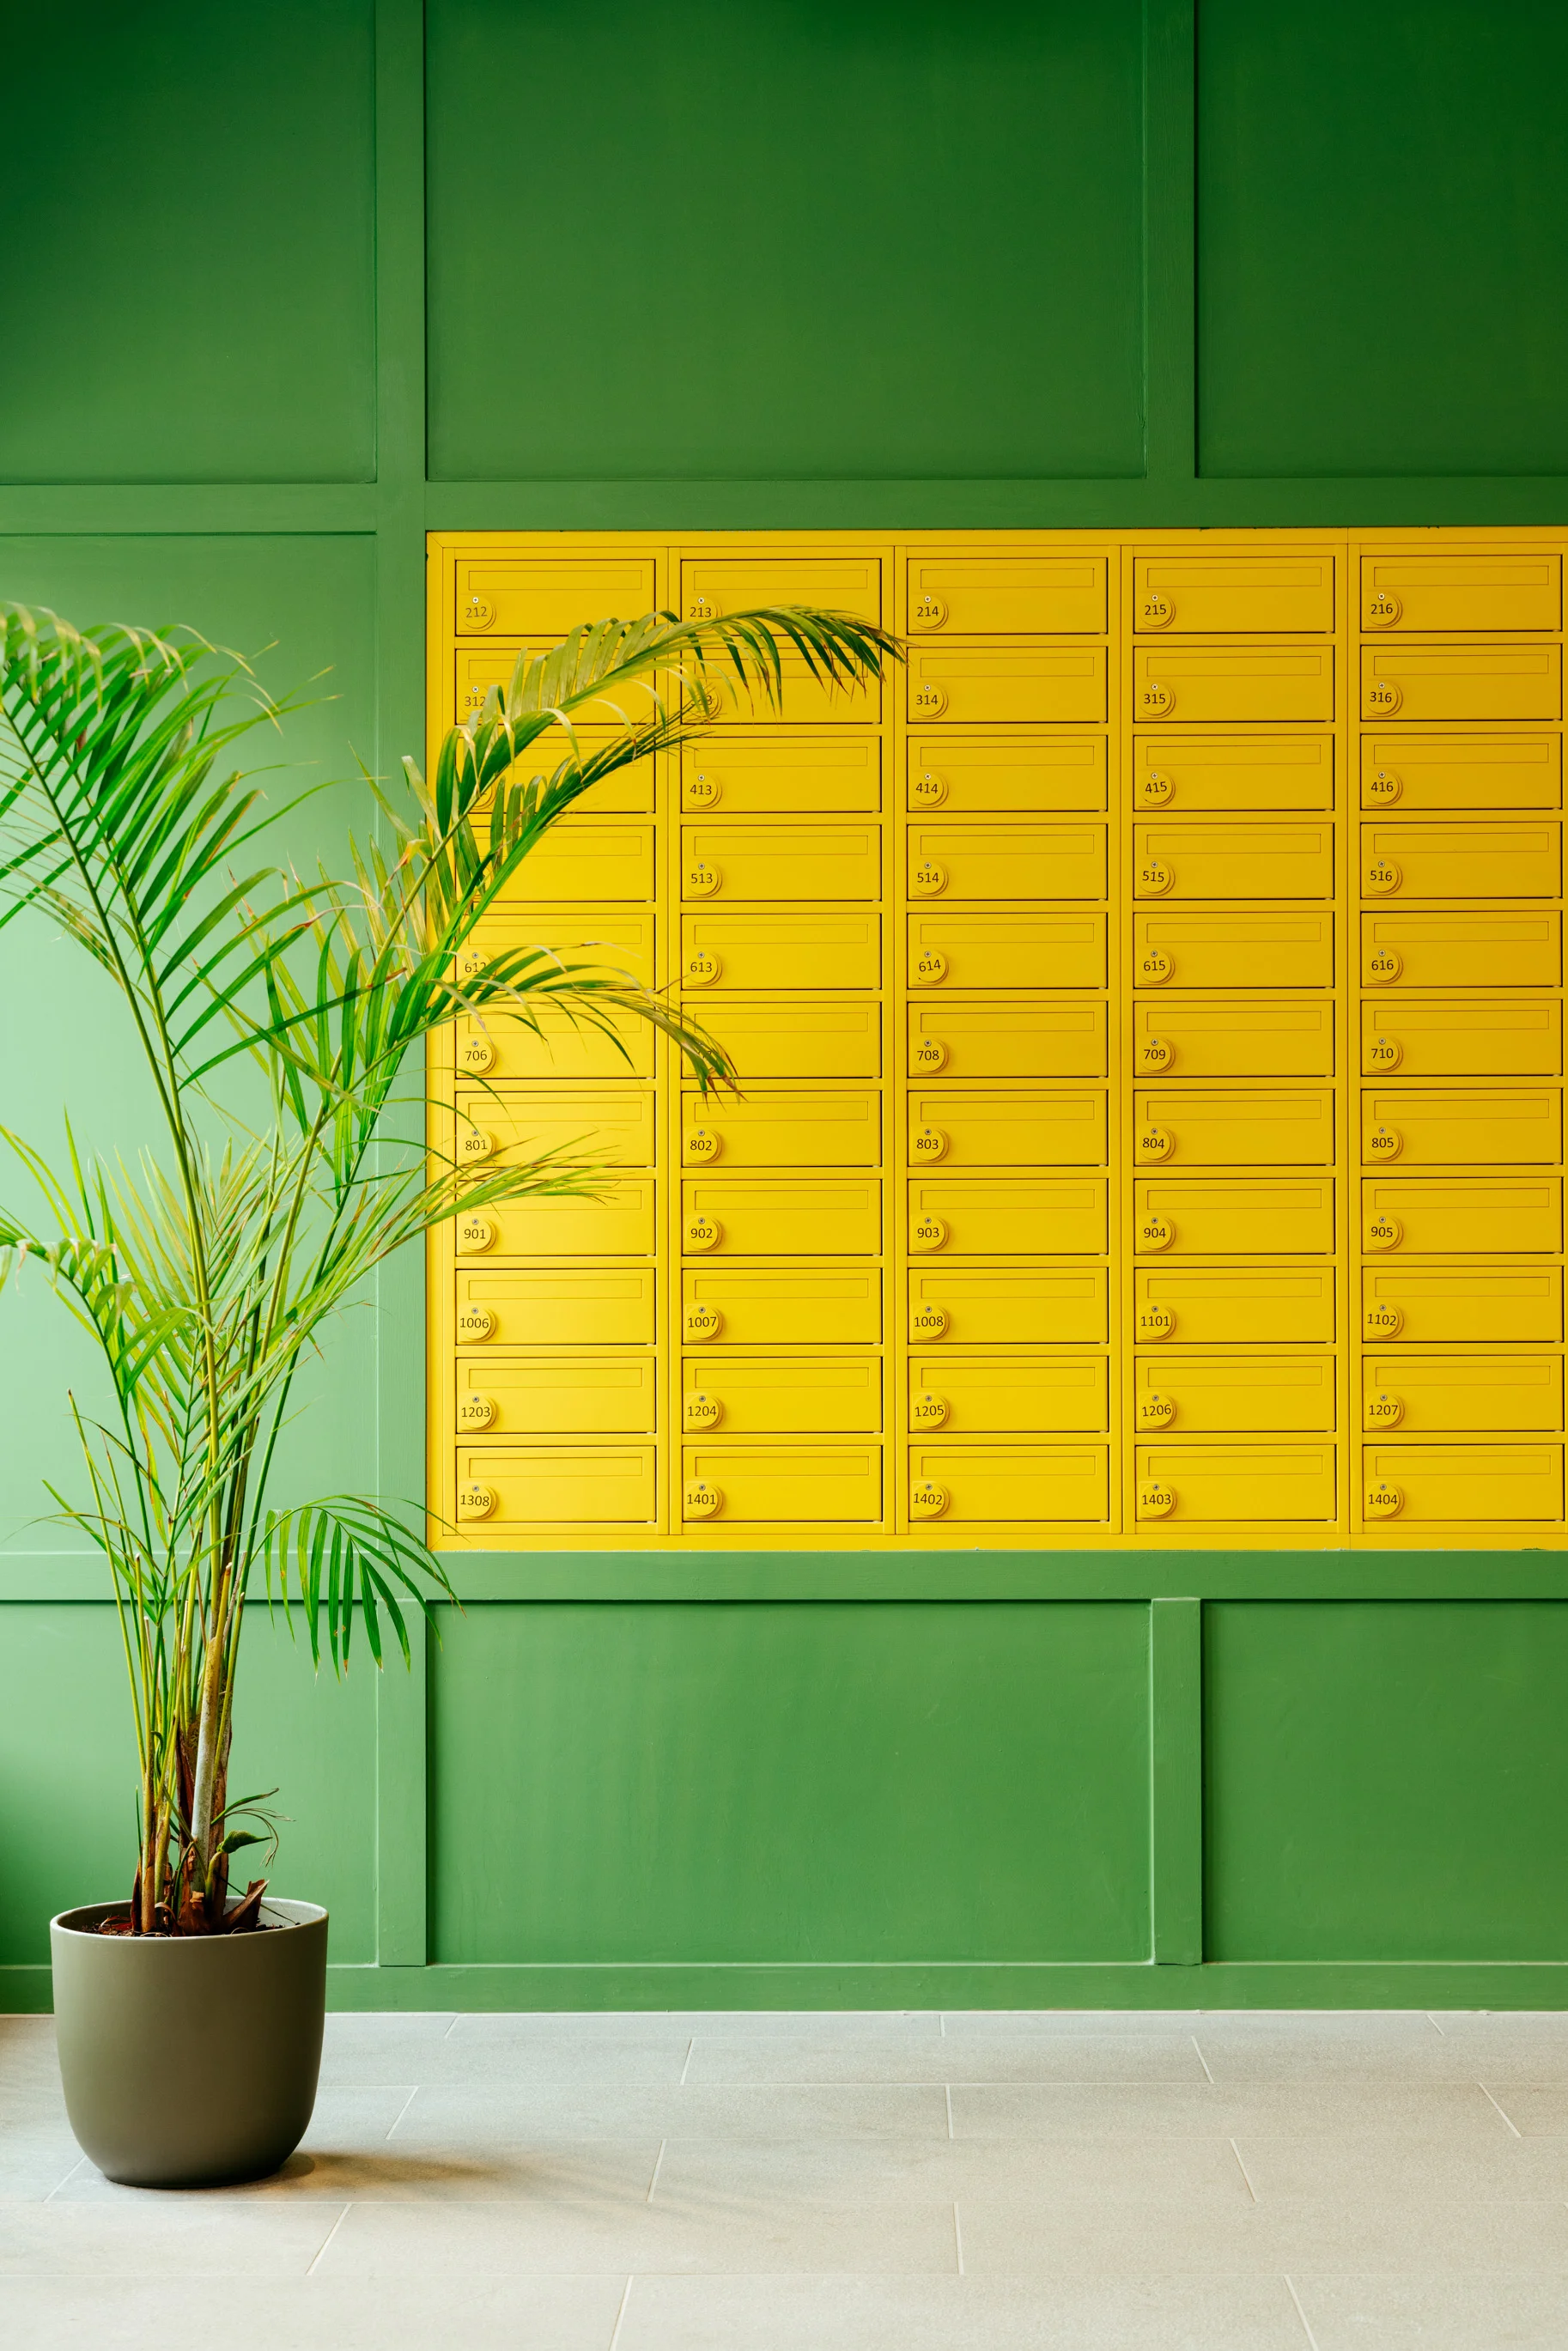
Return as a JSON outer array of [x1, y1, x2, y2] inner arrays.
[[899, 551, 1114, 1529], [1355, 548, 1566, 1535], [449, 548, 670, 1534], [1125, 550, 1342, 1532]]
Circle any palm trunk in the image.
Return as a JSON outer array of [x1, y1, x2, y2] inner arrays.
[[187, 1626, 228, 1898]]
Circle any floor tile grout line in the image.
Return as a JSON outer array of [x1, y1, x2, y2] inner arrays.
[[945, 2084, 955, 2140], [42, 2154, 88, 2203], [383, 2085, 421, 2141], [646, 2139, 666, 2202], [1229, 2135, 1259, 2202], [1480, 2081, 1524, 2137], [1427, 2012, 1449, 2036], [1191, 2033, 1216, 2085], [442, 2015, 461, 2040], [606, 2274, 635, 2351], [303, 2203, 352, 2277], [678, 2038, 694, 2087], [1284, 2275, 1322, 2350], [951, 2198, 964, 2276]]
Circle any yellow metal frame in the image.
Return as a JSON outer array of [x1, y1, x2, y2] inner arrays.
[[427, 527, 1566, 1549]]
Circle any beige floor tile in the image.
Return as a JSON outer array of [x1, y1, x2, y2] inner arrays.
[[0, 2271, 624, 2349], [1293, 2269, 1568, 2349], [1234, 2128, 1568, 2202], [951, 2078, 1516, 2141], [939, 2008, 1204, 2037], [314, 2190, 960, 2276], [1474, 2083, 1568, 2134], [341, 2036, 690, 2089], [615, 2270, 1311, 2350], [0, 2020, 59, 2093], [685, 2032, 1208, 2087], [0, 2197, 343, 2274], [651, 2131, 1255, 2212], [391, 2079, 951, 2144], [58, 2138, 662, 2207]]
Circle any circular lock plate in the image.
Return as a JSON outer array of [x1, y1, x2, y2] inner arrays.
[[683, 1479, 723, 1520], [909, 771, 948, 807], [457, 1482, 495, 1520], [1364, 1480, 1404, 1519], [1139, 683, 1175, 717], [457, 1306, 495, 1343], [910, 683, 949, 718], [1364, 681, 1403, 715], [456, 1213, 495, 1254], [1137, 1394, 1176, 1429], [1136, 1125, 1174, 1163], [1140, 593, 1174, 629], [911, 949, 949, 987], [684, 1127, 722, 1163], [910, 1214, 947, 1253], [909, 1479, 948, 1520], [1364, 769, 1402, 805], [909, 1391, 948, 1430], [1364, 1213, 1402, 1252], [1364, 591, 1402, 628], [1364, 948, 1402, 986], [1138, 945, 1174, 986], [684, 950, 721, 987], [910, 1126, 948, 1162], [684, 1393, 724, 1431], [910, 1304, 948, 1340], [684, 860, 720, 897], [1139, 771, 1174, 806], [1364, 860, 1401, 896], [459, 598, 495, 633], [459, 1128, 495, 1163], [1364, 1303, 1405, 1339], [1139, 1036, 1173, 1073], [458, 1393, 495, 1431], [911, 1038, 947, 1073], [461, 1035, 495, 1074], [1364, 1392, 1404, 1429], [684, 1304, 723, 1342], [1137, 857, 1174, 896], [910, 860, 948, 898], [1137, 1479, 1176, 1518], [1139, 1212, 1176, 1252], [1139, 1303, 1176, 1340], [684, 1214, 722, 1253], [1366, 1036, 1402, 1071], [684, 774, 721, 807], [1366, 1126, 1403, 1161], [909, 595, 948, 631]]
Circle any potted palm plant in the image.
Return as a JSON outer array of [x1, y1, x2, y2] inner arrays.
[[0, 598, 890, 2186]]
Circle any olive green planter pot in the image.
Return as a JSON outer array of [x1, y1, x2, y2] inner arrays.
[[50, 1899, 328, 2188]]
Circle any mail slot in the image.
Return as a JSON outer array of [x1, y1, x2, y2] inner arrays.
[[455, 554, 659, 638], [908, 1265, 1107, 1346], [1134, 1090, 1334, 1166], [453, 1088, 656, 1169], [1360, 553, 1561, 634], [1361, 1355, 1563, 1436], [1131, 1263, 1336, 1346], [455, 1445, 658, 1527], [503, 822, 655, 903], [1360, 1177, 1562, 1255], [908, 1177, 1105, 1255], [705, 999, 882, 1078], [908, 1356, 1109, 1434], [1133, 645, 1334, 725], [681, 823, 881, 902], [1361, 733, 1562, 811], [1361, 1263, 1562, 1345], [908, 913, 1104, 990], [455, 1265, 657, 1348], [1132, 1353, 1335, 1435], [1134, 1177, 1335, 1255], [1360, 1443, 1563, 1524], [1359, 999, 1561, 1078], [680, 1356, 883, 1435], [908, 1443, 1109, 1524], [454, 1353, 659, 1437], [681, 1443, 882, 1524], [680, 912, 880, 992], [680, 1089, 880, 1169], [907, 823, 1106, 901], [1361, 644, 1562, 723], [458, 911, 653, 990], [1134, 822, 1334, 899], [909, 1090, 1107, 1169], [908, 735, 1106, 813], [1359, 821, 1560, 897], [1360, 911, 1561, 992], [906, 553, 1107, 635], [459, 1003, 655, 1083], [474, 1182, 657, 1261], [1134, 554, 1335, 635], [682, 1263, 882, 1346], [1131, 910, 1334, 991], [1134, 734, 1334, 812], [1134, 1443, 1338, 1522], [909, 1000, 1107, 1079], [682, 1178, 880, 1256], [1362, 1090, 1561, 1166], [907, 646, 1106, 725], [1133, 997, 1334, 1078], [681, 735, 880, 813]]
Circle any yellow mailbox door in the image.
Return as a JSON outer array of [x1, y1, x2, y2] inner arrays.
[[1361, 1444, 1563, 1525], [459, 1002, 657, 1084], [681, 1444, 883, 1524], [1132, 911, 1334, 992], [907, 823, 1106, 901], [1360, 912, 1561, 992], [682, 1177, 881, 1257], [908, 913, 1104, 990], [906, 553, 1108, 634], [1135, 822, 1334, 899], [455, 1265, 658, 1349], [1133, 1177, 1336, 1256], [1131, 1263, 1336, 1346], [909, 1090, 1107, 1169], [909, 1000, 1107, 1079], [454, 553, 659, 636], [680, 1356, 883, 1436], [1362, 1089, 1561, 1165], [1133, 1443, 1338, 1522], [908, 1357, 1109, 1435], [1361, 644, 1562, 722], [1133, 1353, 1335, 1435], [455, 1446, 659, 1528], [680, 1089, 881, 1169], [908, 1265, 1107, 1346], [1134, 734, 1334, 812], [1361, 733, 1562, 811], [453, 1088, 656, 1171], [907, 1176, 1106, 1255], [1359, 821, 1561, 897], [1359, 552, 1561, 633], [480, 1181, 658, 1261], [1134, 1090, 1335, 1166], [908, 735, 1106, 813], [680, 735, 880, 814], [681, 823, 882, 902], [907, 645, 1107, 724], [1359, 999, 1561, 1078], [458, 911, 653, 991], [908, 1443, 1109, 1524], [1133, 646, 1334, 726], [680, 912, 881, 993], [1360, 1176, 1562, 1256], [1133, 997, 1335, 1078], [1134, 553, 1335, 634], [1361, 1355, 1563, 1436], [504, 823, 655, 903], [455, 1353, 659, 1437], [1361, 1264, 1563, 1345], [708, 999, 883, 1079], [682, 1263, 882, 1346]]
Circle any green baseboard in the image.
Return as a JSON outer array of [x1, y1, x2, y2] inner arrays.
[[9, 1959, 1568, 2017]]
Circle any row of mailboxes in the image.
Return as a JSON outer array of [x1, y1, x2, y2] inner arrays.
[[451, 550, 1564, 641], [448, 1439, 1566, 1528], [451, 1353, 1568, 1439]]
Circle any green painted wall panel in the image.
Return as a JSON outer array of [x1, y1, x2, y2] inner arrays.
[[0, 3, 374, 483], [0, 1607, 379, 1964], [1198, 0, 1568, 479], [430, 1602, 1152, 1964], [426, 0, 1146, 482], [1205, 1603, 1568, 1961]]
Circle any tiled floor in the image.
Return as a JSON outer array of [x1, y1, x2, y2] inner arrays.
[[7, 2009, 1568, 2347]]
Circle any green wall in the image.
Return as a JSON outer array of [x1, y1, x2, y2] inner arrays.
[[4, 0, 1568, 2010]]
